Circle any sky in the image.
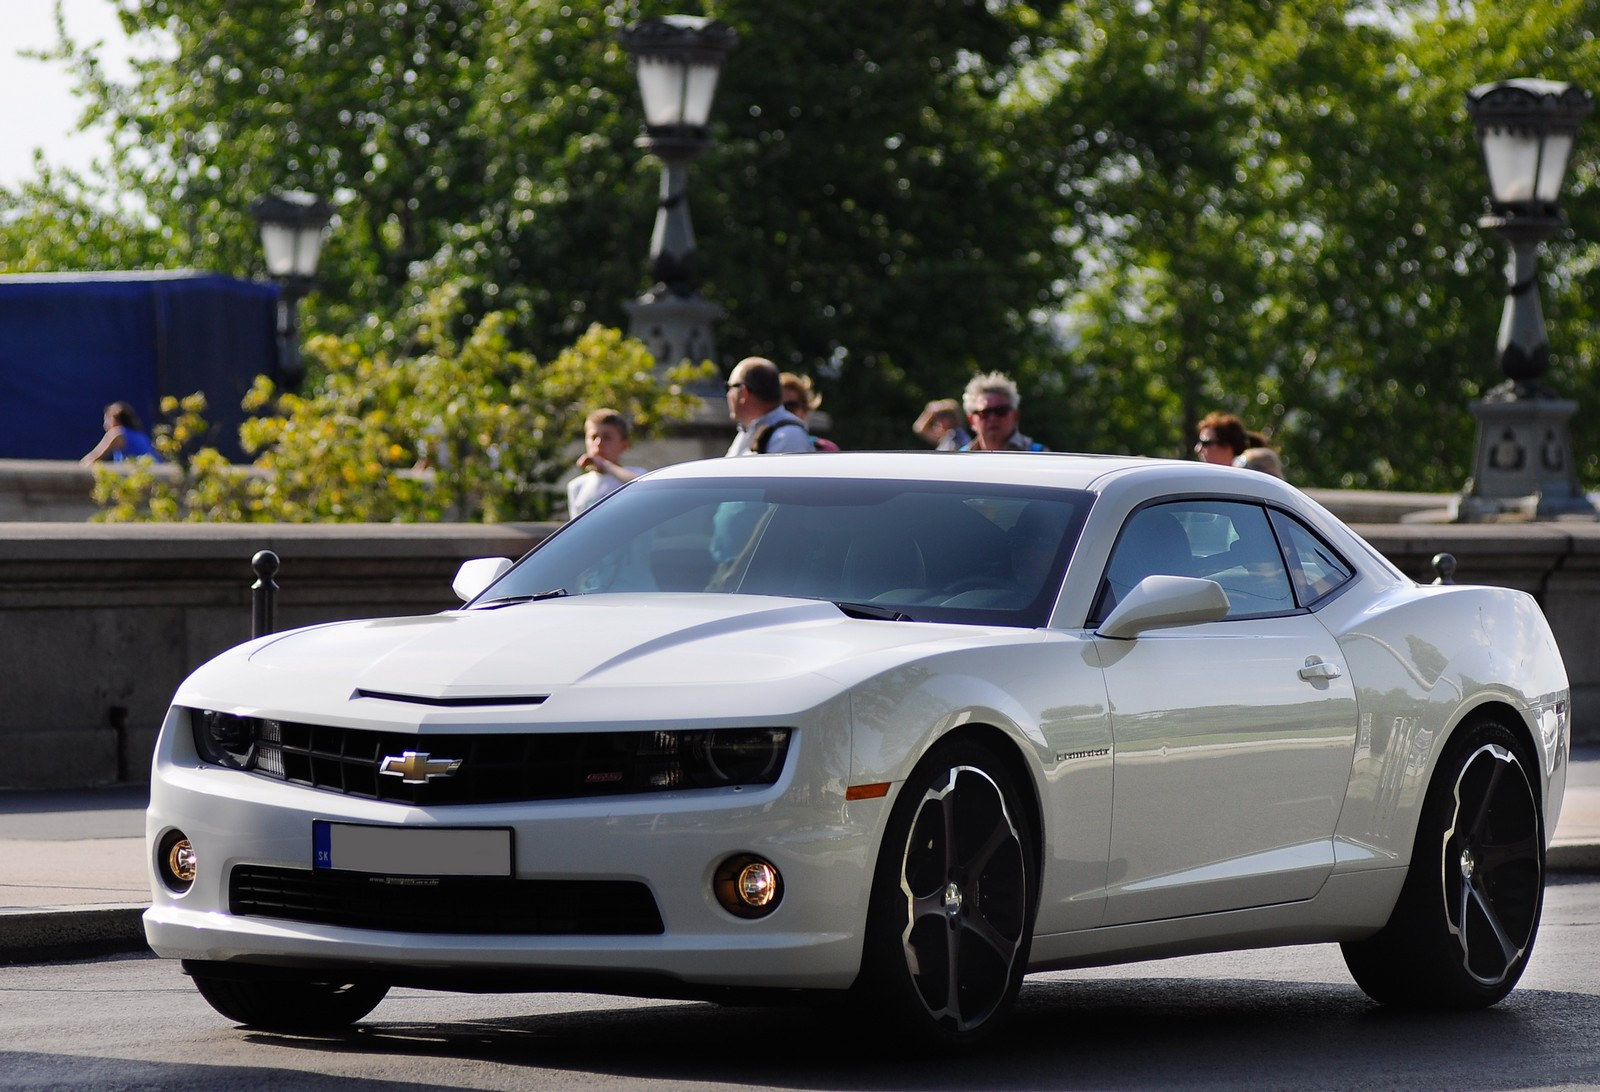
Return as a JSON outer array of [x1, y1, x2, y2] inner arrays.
[[1, 0, 134, 189]]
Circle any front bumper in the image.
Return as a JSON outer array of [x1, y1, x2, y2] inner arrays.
[[145, 742, 883, 992]]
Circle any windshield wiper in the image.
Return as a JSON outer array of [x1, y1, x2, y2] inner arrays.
[[474, 588, 569, 609], [833, 600, 912, 622]]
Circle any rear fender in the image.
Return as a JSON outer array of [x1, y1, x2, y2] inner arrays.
[[1324, 583, 1569, 871]]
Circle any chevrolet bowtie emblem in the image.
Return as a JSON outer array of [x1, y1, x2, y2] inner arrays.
[[379, 751, 463, 784]]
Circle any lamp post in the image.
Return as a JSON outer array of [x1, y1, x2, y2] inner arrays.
[[249, 190, 333, 389], [618, 15, 737, 370], [1454, 78, 1597, 521]]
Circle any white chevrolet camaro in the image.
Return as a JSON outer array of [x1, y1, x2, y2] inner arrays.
[[144, 452, 1571, 1047]]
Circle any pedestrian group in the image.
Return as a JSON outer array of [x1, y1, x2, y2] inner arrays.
[[565, 358, 1283, 518]]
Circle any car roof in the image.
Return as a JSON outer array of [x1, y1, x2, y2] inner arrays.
[[645, 449, 1302, 501]]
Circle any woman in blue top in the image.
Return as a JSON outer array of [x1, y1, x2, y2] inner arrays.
[[81, 402, 161, 464]]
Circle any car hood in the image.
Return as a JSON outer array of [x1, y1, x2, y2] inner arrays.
[[177, 594, 998, 721]]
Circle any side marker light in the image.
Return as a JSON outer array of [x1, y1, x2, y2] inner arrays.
[[846, 782, 890, 801]]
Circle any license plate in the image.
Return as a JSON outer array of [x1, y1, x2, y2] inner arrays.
[[313, 821, 513, 877]]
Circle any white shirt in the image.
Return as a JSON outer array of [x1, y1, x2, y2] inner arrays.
[[567, 466, 644, 517], [726, 407, 813, 456]]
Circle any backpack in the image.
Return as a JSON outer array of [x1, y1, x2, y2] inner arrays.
[[751, 420, 814, 453]]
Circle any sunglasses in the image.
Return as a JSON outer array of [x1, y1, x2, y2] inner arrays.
[[726, 381, 746, 391], [975, 405, 1014, 419], [783, 401, 804, 413], [1195, 438, 1228, 448]]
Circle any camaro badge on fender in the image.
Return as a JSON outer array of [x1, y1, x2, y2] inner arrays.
[[379, 751, 462, 784]]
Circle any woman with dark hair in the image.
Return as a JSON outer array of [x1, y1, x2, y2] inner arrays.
[[1194, 411, 1249, 465], [81, 401, 160, 464]]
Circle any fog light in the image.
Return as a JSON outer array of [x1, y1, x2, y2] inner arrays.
[[713, 854, 783, 918], [739, 862, 778, 906], [158, 829, 196, 893]]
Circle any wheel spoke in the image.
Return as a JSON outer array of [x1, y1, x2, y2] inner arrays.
[[964, 812, 1013, 878], [908, 888, 948, 926], [1460, 875, 1522, 976], [960, 903, 1020, 961], [939, 786, 960, 873], [1459, 757, 1506, 843], [941, 906, 966, 1021]]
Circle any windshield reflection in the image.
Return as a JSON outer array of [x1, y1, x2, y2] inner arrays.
[[476, 478, 1089, 628]]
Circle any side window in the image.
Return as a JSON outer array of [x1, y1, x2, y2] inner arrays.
[[1193, 503, 1295, 618], [1092, 504, 1199, 621], [1092, 501, 1294, 623], [1269, 510, 1354, 606]]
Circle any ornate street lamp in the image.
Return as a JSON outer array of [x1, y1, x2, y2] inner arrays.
[[1455, 79, 1597, 521], [249, 190, 333, 388], [619, 15, 737, 369]]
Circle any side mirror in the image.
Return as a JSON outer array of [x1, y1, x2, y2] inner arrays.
[[452, 557, 514, 603], [1097, 575, 1230, 640]]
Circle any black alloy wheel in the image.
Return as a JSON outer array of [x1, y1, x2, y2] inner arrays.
[[1342, 718, 1544, 1008], [858, 738, 1036, 1047]]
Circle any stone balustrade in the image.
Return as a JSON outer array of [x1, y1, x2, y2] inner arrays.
[[0, 521, 555, 788], [2, 458, 1598, 788]]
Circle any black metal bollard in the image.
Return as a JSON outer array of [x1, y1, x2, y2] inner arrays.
[[1431, 552, 1456, 585], [252, 550, 280, 637]]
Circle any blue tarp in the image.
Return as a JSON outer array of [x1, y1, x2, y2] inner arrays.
[[0, 272, 280, 462]]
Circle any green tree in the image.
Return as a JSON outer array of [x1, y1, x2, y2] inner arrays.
[[44, 0, 1073, 445], [72, 0, 495, 324], [0, 165, 172, 271], [689, 0, 1073, 446], [1023, 0, 1600, 490], [92, 296, 710, 522], [30, 0, 1600, 491]]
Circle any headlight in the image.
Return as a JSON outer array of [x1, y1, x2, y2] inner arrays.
[[683, 728, 790, 788], [193, 710, 259, 768]]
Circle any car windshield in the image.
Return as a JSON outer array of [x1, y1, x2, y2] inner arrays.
[[477, 476, 1091, 628]]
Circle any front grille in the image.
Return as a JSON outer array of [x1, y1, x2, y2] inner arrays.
[[260, 722, 710, 805], [230, 865, 664, 935], [191, 710, 792, 805]]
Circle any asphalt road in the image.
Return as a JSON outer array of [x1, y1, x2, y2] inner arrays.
[[4, 875, 1599, 1091]]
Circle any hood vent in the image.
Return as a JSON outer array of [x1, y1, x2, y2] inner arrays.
[[354, 689, 549, 708]]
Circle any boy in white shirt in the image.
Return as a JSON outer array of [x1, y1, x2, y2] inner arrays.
[[566, 408, 645, 517]]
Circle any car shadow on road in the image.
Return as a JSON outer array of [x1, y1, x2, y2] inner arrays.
[[239, 976, 1600, 1090]]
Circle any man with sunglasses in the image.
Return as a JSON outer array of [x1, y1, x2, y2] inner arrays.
[[713, 357, 814, 566], [723, 356, 815, 457], [958, 371, 1047, 452]]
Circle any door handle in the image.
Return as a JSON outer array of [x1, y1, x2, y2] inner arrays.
[[1298, 657, 1343, 681]]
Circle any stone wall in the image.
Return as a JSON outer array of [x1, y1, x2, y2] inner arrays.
[[0, 460, 100, 522], [3, 506, 1599, 790], [0, 522, 555, 789]]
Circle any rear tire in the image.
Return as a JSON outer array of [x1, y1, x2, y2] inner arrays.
[[1341, 718, 1544, 1008], [855, 738, 1036, 1048], [189, 969, 389, 1031]]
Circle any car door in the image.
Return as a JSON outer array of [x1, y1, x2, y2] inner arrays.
[[1091, 499, 1359, 926]]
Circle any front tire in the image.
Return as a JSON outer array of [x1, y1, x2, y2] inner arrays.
[[856, 738, 1036, 1048], [1341, 718, 1544, 1008], [188, 966, 389, 1031]]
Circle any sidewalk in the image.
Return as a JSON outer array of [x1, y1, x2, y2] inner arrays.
[[4, 752, 1600, 963], [0, 784, 148, 963]]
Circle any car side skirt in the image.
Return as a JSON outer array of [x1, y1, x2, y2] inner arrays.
[[1025, 866, 1404, 972]]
